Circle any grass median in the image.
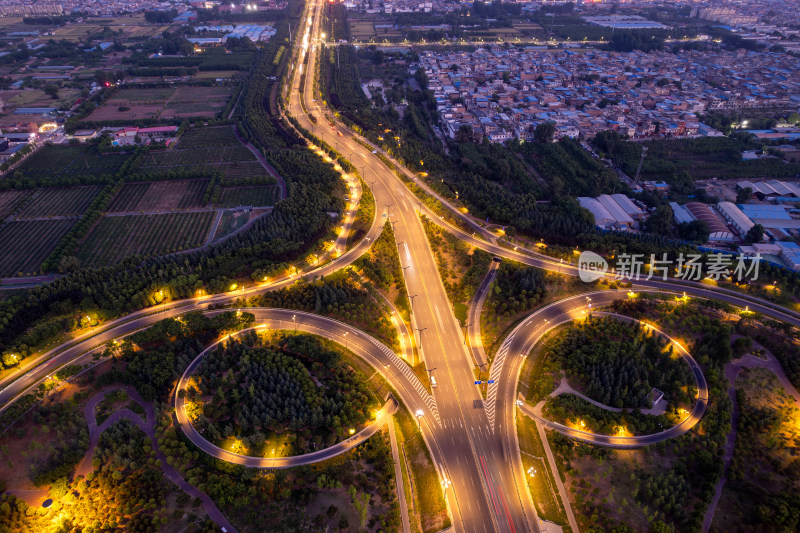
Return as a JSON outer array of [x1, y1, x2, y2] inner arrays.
[[395, 406, 451, 533]]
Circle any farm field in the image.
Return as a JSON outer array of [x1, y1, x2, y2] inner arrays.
[[108, 180, 208, 212], [176, 126, 242, 149], [141, 145, 255, 167], [0, 88, 79, 110], [44, 24, 103, 41], [217, 161, 273, 179], [16, 186, 103, 218], [136, 126, 276, 178], [218, 186, 276, 208], [211, 208, 270, 242], [76, 211, 215, 267], [15, 145, 130, 179], [0, 17, 25, 28], [193, 70, 239, 79], [0, 190, 31, 218], [87, 86, 233, 121], [0, 219, 76, 277], [139, 161, 273, 181], [211, 209, 250, 241]]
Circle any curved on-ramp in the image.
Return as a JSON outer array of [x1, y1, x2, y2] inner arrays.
[[175, 309, 437, 468], [495, 290, 708, 449]]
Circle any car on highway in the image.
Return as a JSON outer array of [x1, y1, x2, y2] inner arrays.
[[431, 376, 437, 388]]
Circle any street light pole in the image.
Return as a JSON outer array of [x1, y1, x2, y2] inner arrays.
[[462, 322, 473, 345], [292, 314, 297, 332]]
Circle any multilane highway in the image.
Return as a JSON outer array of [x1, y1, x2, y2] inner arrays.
[[292, 2, 535, 530], [1, 2, 800, 532], [289, 2, 800, 531]]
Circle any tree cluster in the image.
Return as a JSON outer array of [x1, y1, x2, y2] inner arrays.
[[194, 332, 378, 449], [248, 271, 399, 351], [488, 261, 547, 318], [546, 316, 691, 408]]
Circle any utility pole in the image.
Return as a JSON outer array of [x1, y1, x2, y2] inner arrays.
[[633, 145, 648, 187]]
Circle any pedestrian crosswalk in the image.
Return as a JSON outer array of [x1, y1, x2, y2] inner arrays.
[[376, 342, 440, 424], [485, 330, 515, 431]]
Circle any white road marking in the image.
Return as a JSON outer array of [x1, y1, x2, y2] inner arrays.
[[434, 306, 445, 331]]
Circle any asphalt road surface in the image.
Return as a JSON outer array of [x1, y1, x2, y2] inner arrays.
[[1, 3, 799, 532]]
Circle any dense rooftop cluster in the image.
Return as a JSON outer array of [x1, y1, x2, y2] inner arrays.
[[422, 45, 800, 142]]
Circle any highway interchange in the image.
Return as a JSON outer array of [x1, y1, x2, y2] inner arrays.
[[1, 2, 800, 532]]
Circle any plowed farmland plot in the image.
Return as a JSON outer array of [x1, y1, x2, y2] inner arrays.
[[77, 211, 215, 267], [108, 180, 208, 212], [0, 190, 31, 218], [0, 219, 75, 276], [106, 182, 149, 212], [87, 86, 233, 121], [17, 186, 103, 218], [218, 186, 276, 208], [15, 145, 130, 179], [176, 126, 242, 149]]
